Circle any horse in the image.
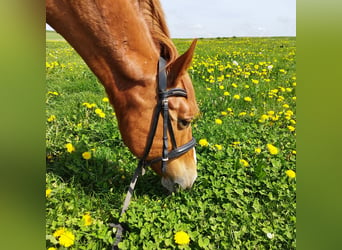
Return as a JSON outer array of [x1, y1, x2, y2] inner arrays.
[[46, 0, 199, 192]]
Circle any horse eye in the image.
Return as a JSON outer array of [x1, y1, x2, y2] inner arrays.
[[178, 119, 191, 128]]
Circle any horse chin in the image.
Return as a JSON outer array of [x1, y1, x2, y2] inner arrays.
[[161, 149, 198, 192], [161, 171, 197, 193]]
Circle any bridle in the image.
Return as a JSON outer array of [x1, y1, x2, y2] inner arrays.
[[112, 57, 196, 249], [139, 57, 196, 173]]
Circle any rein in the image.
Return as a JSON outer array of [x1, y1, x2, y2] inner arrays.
[[111, 57, 196, 249]]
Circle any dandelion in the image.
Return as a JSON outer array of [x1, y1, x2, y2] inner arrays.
[[82, 213, 92, 226], [174, 231, 190, 245], [282, 104, 290, 109], [206, 87, 212, 91], [244, 97, 252, 102], [47, 115, 56, 122], [258, 114, 269, 123], [267, 144, 279, 155], [219, 85, 224, 90], [233, 94, 240, 100], [221, 111, 227, 116], [95, 108, 103, 114], [240, 159, 249, 167], [288, 125, 295, 132], [214, 144, 223, 150], [238, 112, 247, 116], [65, 143, 75, 153], [285, 169, 296, 178], [223, 91, 230, 96], [82, 151, 91, 160], [58, 230, 75, 247], [255, 147, 261, 154], [102, 97, 109, 102], [231, 83, 238, 88], [82, 102, 93, 109], [48, 247, 57, 250], [48, 91, 59, 96], [199, 139, 209, 147], [46, 188, 52, 198], [98, 112, 106, 118], [252, 79, 259, 84], [215, 119, 223, 125]]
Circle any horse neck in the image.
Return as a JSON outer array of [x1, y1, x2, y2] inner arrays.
[[46, 0, 160, 93]]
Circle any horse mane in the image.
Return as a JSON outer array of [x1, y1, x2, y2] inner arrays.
[[137, 0, 178, 65]]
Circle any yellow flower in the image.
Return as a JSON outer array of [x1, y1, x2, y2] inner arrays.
[[214, 144, 223, 150], [206, 87, 212, 91], [240, 159, 249, 167], [82, 102, 92, 109], [288, 125, 295, 132], [219, 85, 224, 90], [82, 213, 92, 226], [58, 230, 75, 247], [258, 114, 269, 123], [215, 119, 223, 125], [244, 97, 252, 102], [255, 147, 261, 154], [46, 188, 52, 198], [48, 91, 59, 96], [233, 94, 240, 100], [65, 143, 75, 153], [252, 79, 259, 84], [285, 169, 296, 178], [53, 228, 66, 238], [82, 151, 91, 160], [231, 83, 238, 88], [267, 144, 279, 155], [199, 139, 209, 147], [48, 247, 57, 250], [95, 108, 103, 114], [102, 97, 109, 102], [97, 112, 106, 118], [223, 91, 230, 96], [47, 115, 56, 122], [221, 111, 227, 116], [174, 231, 190, 245]]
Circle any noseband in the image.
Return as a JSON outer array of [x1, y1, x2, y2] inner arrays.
[[139, 57, 196, 173]]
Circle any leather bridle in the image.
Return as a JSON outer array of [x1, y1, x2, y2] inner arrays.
[[139, 57, 196, 173], [112, 57, 196, 249]]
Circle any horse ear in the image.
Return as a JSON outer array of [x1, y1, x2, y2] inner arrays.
[[168, 39, 197, 86]]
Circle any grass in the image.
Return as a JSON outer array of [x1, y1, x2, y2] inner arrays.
[[46, 30, 65, 41], [46, 34, 296, 249]]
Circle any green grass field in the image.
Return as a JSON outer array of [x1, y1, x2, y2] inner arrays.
[[46, 33, 296, 249], [46, 30, 65, 41]]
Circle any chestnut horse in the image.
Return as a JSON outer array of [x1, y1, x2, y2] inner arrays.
[[46, 0, 199, 192]]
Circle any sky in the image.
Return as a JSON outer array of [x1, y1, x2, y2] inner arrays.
[[46, 0, 296, 38]]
